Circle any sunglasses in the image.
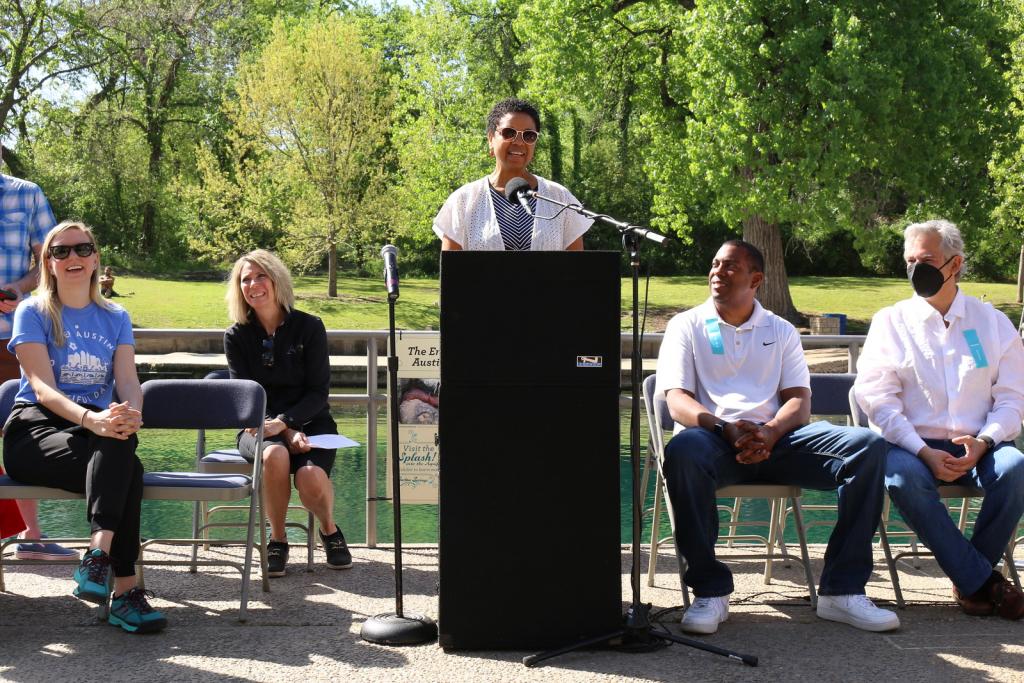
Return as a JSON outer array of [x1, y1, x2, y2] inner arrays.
[[48, 242, 96, 260], [497, 127, 540, 144], [262, 337, 275, 368]]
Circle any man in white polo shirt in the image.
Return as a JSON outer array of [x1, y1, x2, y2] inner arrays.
[[656, 239, 898, 634], [855, 219, 1024, 620]]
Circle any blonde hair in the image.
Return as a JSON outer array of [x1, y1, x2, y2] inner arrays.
[[37, 221, 109, 347], [226, 249, 295, 324]]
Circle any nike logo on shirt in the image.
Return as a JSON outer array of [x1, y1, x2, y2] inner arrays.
[[762, 341, 776, 346]]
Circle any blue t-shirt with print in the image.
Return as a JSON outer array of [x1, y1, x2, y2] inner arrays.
[[8, 297, 134, 407]]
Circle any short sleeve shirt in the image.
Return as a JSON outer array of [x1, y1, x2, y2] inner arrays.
[[655, 298, 809, 430], [0, 174, 57, 338], [8, 298, 134, 406], [432, 176, 592, 251]]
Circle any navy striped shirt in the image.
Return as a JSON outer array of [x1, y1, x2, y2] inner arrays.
[[489, 184, 536, 251]]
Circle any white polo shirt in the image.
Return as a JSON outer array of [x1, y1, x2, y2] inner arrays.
[[656, 298, 810, 430]]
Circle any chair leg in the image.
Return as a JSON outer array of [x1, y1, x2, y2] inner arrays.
[[763, 498, 780, 585], [190, 500, 201, 573], [306, 511, 315, 572], [776, 502, 792, 567], [791, 497, 817, 608], [726, 497, 742, 548], [257, 489, 270, 593], [647, 474, 665, 587], [238, 491, 261, 623], [877, 518, 905, 609], [674, 541, 690, 609], [1005, 547, 1022, 590]]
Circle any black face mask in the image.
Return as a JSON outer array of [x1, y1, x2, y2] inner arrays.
[[907, 255, 956, 298]]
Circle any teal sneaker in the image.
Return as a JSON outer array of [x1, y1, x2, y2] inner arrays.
[[109, 587, 167, 634], [72, 548, 112, 605]]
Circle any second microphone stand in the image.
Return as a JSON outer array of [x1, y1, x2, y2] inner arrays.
[[360, 267, 438, 646]]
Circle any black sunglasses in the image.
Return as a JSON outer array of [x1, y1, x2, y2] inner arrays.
[[498, 127, 539, 144], [262, 337, 275, 368], [48, 242, 96, 260]]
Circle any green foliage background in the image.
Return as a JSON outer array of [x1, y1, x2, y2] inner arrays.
[[2, 0, 1023, 296]]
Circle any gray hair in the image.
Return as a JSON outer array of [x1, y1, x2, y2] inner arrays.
[[903, 219, 966, 281]]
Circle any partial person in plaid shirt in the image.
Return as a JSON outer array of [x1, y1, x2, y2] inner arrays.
[[0, 146, 77, 562]]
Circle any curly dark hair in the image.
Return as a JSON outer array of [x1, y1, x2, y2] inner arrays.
[[486, 98, 542, 134]]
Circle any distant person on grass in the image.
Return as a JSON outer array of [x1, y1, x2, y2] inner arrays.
[[224, 249, 351, 577], [433, 98, 592, 251], [2, 221, 165, 633], [0, 147, 77, 564], [855, 219, 1024, 620], [655, 239, 899, 635]]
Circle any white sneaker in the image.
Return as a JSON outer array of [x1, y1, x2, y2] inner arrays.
[[816, 594, 900, 632], [680, 596, 730, 634]]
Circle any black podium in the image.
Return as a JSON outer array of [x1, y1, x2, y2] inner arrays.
[[437, 251, 622, 650]]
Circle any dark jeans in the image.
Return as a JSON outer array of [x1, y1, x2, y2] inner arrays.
[[885, 439, 1024, 595], [662, 420, 886, 597], [3, 403, 143, 577]]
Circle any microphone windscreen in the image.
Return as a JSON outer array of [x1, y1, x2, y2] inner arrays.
[[504, 177, 530, 203], [381, 244, 398, 258]]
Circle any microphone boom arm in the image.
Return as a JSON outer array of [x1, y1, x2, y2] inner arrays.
[[527, 191, 669, 245]]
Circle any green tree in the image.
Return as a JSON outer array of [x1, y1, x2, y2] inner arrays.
[[231, 14, 392, 296]]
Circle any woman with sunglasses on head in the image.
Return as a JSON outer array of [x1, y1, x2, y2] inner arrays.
[[224, 249, 351, 577], [2, 221, 166, 633], [434, 98, 593, 251]]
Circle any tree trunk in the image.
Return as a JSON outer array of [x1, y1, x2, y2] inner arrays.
[[140, 119, 164, 251], [742, 214, 800, 323], [328, 241, 338, 298], [546, 109, 562, 183]]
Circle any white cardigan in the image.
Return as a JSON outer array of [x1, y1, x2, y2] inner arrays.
[[432, 176, 592, 250]]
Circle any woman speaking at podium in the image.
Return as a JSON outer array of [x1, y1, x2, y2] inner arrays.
[[433, 98, 592, 251]]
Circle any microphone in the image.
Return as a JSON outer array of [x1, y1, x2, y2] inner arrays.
[[381, 244, 399, 301], [503, 177, 534, 216]]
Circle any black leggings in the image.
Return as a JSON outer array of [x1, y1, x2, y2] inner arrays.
[[2, 403, 143, 577]]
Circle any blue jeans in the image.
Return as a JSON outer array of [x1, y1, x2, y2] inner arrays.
[[662, 421, 886, 597], [885, 440, 1024, 595]]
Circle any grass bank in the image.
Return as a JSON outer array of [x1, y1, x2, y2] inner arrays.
[[115, 272, 1022, 333]]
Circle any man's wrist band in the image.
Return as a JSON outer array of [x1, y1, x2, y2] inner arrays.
[[979, 435, 995, 451]]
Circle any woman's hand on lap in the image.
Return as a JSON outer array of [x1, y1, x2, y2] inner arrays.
[[284, 429, 311, 454]]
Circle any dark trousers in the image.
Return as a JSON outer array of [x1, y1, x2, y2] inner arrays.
[[2, 403, 143, 577], [662, 421, 887, 597]]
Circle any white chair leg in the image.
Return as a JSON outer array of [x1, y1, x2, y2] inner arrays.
[[791, 497, 817, 608], [763, 498, 780, 585], [647, 474, 665, 587]]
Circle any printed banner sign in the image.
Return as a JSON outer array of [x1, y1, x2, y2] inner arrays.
[[385, 331, 440, 504]]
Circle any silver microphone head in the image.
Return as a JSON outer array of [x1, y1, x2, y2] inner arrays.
[[381, 244, 398, 258]]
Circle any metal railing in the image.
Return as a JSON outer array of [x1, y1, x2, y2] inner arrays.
[[132, 329, 867, 547]]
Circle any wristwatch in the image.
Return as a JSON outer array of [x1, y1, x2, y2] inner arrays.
[[978, 435, 995, 452], [712, 420, 727, 438]]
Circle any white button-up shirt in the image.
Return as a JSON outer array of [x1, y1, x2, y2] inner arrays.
[[656, 298, 809, 431], [854, 290, 1024, 454]]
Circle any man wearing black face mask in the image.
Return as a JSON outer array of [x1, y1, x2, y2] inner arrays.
[[854, 219, 1024, 620]]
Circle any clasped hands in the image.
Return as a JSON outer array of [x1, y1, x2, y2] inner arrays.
[[723, 419, 780, 465], [918, 436, 987, 482], [86, 401, 142, 440]]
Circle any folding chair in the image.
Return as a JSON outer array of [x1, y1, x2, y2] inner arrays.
[[642, 373, 817, 608], [849, 385, 1022, 607], [193, 370, 315, 572], [135, 379, 270, 621]]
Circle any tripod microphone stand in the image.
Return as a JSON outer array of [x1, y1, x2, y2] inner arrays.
[[518, 205, 758, 668], [361, 245, 438, 646]]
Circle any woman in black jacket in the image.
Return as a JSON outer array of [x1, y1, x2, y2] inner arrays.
[[224, 249, 350, 577]]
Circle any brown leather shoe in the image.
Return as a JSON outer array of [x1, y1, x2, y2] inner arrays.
[[990, 575, 1024, 620], [954, 575, 1024, 620]]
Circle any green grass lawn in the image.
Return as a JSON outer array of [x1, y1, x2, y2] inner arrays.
[[115, 272, 1023, 333]]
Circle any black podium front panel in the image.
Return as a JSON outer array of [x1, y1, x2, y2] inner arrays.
[[438, 251, 622, 650]]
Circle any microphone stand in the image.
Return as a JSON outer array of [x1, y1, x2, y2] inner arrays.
[[522, 202, 757, 668], [360, 265, 438, 646]]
